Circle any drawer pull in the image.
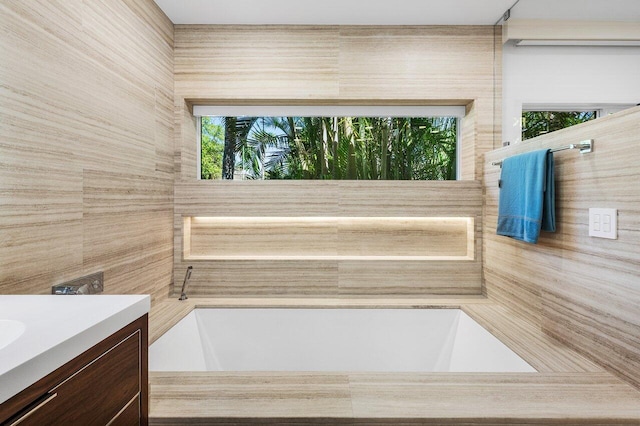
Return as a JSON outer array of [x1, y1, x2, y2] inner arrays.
[[8, 393, 58, 426]]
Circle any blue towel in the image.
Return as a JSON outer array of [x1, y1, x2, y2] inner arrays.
[[497, 149, 556, 244]]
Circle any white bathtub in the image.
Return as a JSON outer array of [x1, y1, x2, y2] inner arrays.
[[150, 308, 536, 373]]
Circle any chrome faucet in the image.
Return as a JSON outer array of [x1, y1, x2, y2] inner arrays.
[[52, 272, 104, 295], [179, 266, 193, 300]]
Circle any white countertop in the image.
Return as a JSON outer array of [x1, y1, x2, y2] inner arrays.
[[0, 295, 150, 404]]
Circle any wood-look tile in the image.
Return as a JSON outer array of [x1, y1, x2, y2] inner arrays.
[[149, 299, 196, 344], [171, 25, 502, 297], [174, 260, 340, 297], [174, 25, 340, 100], [174, 181, 341, 217], [337, 26, 494, 101], [187, 217, 471, 259], [336, 181, 483, 217], [483, 106, 640, 389], [173, 181, 483, 297], [348, 373, 640, 421], [150, 372, 353, 419], [176, 101, 199, 180], [82, 170, 174, 299], [337, 260, 482, 295], [0, 0, 174, 298], [189, 217, 338, 258], [173, 24, 501, 205], [463, 304, 601, 373], [148, 299, 640, 423]]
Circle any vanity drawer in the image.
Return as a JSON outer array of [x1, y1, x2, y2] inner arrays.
[[1, 316, 146, 426]]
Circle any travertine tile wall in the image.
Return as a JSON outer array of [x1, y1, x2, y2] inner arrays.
[[174, 25, 502, 181], [173, 181, 483, 297], [484, 106, 640, 389], [0, 0, 175, 300], [171, 25, 501, 297]]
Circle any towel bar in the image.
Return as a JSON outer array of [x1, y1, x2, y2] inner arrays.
[[491, 139, 593, 167]]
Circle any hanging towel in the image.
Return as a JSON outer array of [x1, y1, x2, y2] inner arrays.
[[497, 149, 556, 244]]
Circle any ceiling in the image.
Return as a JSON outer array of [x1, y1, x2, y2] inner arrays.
[[154, 0, 640, 25]]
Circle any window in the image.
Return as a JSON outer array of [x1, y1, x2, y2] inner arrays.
[[196, 107, 464, 181], [521, 110, 597, 141], [520, 104, 636, 141]]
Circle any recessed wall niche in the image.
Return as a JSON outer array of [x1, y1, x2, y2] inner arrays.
[[183, 216, 475, 261]]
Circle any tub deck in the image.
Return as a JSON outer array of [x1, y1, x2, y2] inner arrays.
[[148, 298, 640, 425]]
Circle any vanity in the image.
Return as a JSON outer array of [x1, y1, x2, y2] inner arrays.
[[0, 295, 149, 425]]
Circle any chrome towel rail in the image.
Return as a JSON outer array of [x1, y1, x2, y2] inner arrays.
[[491, 139, 593, 167]]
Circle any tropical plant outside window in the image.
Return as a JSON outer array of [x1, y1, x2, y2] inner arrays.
[[200, 116, 458, 180], [521, 111, 597, 141]]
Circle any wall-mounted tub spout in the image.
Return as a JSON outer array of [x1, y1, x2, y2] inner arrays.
[[52, 272, 104, 295], [179, 266, 193, 301]]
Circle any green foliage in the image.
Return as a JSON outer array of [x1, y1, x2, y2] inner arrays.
[[202, 116, 458, 180], [522, 111, 596, 141], [200, 117, 224, 179]]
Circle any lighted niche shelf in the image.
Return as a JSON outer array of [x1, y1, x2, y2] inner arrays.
[[183, 216, 475, 261]]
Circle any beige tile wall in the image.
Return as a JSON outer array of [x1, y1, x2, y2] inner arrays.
[[174, 25, 502, 181], [484, 106, 640, 389], [174, 181, 483, 297], [0, 0, 175, 300], [171, 25, 501, 297]]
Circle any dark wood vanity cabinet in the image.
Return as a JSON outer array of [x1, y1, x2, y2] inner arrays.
[[0, 315, 148, 426]]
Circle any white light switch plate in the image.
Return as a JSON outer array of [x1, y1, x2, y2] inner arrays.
[[589, 208, 617, 239]]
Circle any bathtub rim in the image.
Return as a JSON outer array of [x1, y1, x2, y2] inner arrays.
[[149, 305, 537, 373], [149, 297, 530, 372], [149, 296, 491, 346]]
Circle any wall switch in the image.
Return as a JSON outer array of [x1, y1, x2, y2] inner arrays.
[[589, 208, 617, 239]]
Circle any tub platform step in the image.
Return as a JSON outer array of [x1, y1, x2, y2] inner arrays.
[[149, 371, 640, 424]]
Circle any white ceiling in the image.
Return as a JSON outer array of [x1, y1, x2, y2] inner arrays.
[[510, 0, 640, 22], [154, 0, 514, 25], [154, 0, 640, 25]]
